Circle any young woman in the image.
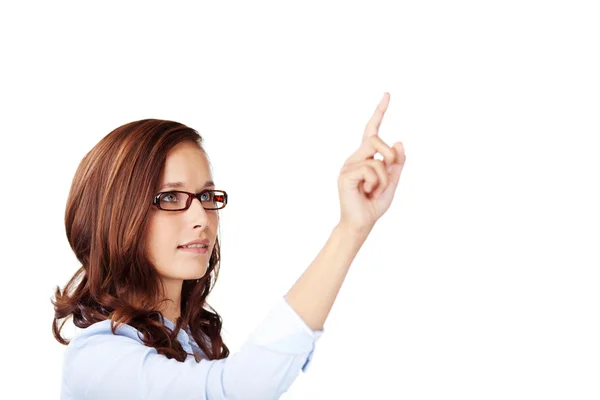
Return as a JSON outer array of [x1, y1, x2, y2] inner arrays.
[[52, 92, 406, 399]]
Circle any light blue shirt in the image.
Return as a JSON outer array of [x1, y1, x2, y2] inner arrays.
[[60, 295, 324, 399]]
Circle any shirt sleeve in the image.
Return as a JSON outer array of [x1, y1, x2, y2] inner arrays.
[[61, 295, 324, 400]]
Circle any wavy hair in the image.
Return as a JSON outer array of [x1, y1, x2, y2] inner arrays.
[[51, 119, 229, 362]]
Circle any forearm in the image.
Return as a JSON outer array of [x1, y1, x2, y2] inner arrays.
[[284, 223, 370, 331]]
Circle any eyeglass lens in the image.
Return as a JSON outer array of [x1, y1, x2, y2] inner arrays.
[[158, 191, 225, 210]]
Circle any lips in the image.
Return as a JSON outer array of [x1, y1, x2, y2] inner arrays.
[[178, 238, 210, 248], [178, 245, 208, 254]]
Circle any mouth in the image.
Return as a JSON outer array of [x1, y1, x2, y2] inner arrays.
[[177, 245, 209, 255]]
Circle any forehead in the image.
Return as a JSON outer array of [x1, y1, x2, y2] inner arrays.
[[160, 142, 212, 189]]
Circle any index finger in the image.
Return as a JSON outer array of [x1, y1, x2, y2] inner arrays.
[[363, 92, 390, 142]]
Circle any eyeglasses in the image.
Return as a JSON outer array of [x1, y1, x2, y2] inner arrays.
[[152, 190, 228, 211]]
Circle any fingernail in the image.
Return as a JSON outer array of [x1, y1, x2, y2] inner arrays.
[[387, 166, 393, 173]]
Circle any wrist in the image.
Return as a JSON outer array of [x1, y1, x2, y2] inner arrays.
[[334, 221, 373, 242]]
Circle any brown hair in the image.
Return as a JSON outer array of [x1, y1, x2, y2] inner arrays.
[[51, 119, 229, 361]]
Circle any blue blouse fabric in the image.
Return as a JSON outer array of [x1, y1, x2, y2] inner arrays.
[[60, 295, 324, 399]]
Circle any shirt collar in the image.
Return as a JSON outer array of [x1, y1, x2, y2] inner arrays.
[[162, 316, 193, 351]]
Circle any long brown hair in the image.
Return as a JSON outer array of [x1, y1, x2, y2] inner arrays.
[[51, 119, 229, 361]]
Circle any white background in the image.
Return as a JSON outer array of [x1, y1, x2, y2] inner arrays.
[[1, 1, 599, 399]]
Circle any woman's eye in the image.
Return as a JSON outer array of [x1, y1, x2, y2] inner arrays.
[[161, 192, 177, 202], [200, 192, 212, 202]]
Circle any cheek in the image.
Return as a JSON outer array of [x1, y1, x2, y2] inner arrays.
[[147, 216, 180, 257], [211, 213, 220, 228]]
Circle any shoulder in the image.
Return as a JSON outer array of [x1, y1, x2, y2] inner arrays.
[[66, 319, 146, 353], [62, 320, 153, 381], [62, 319, 155, 385], [61, 320, 204, 399]]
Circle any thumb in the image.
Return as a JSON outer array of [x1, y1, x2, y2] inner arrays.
[[386, 142, 406, 190], [393, 142, 406, 165]]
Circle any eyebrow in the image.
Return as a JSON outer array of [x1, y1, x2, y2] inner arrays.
[[160, 180, 215, 191]]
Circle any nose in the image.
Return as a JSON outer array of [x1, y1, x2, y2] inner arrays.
[[187, 196, 210, 228]]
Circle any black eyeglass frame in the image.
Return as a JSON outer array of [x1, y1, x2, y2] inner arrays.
[[152, 189, 228, 211]]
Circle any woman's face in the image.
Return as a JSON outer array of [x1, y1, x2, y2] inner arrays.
[[146, 141, 219, 284]]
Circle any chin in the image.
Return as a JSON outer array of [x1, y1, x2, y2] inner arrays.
[[164, 260, 209, 281], [183, 267, 209, 281]]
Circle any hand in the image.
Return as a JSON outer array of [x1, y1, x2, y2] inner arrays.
[[337, 92, 406, 235]]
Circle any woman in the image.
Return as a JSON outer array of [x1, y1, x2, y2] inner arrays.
[[52, 92, 406, 399]]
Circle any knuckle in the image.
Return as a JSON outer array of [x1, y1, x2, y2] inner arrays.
[[362, 165, 377, 179], [370, 159, 389, 181], [369, 158, 386, 172], [369, 136, 395, 160]]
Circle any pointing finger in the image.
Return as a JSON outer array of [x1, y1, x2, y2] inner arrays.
[[363, 92, 390, 142]]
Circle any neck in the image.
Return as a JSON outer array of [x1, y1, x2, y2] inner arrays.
[[162, 300, 181, 324], [158, 278, 183, 323]]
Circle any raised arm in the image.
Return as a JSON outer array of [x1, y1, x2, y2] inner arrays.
[[285, 92, 406, 331]]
